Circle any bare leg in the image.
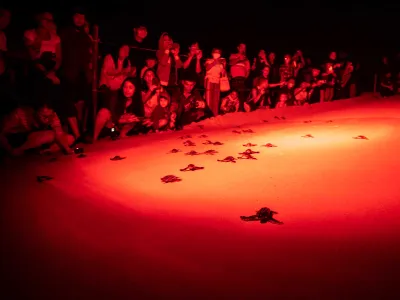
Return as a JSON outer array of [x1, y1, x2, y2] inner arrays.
[[75, 100, 85, 123], [68, 116, 81, 139], [47, 134, 75, 153], [120, 123, 135, 138], [93, 108, 111, 141], [16, 130, 55, 152], [319, 89, 325, 103]]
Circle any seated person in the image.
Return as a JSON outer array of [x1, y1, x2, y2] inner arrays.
[[170, 76, 212, 128], [140, 57, 157, 79], [0, 102, 74, 156], [244, 78, 269, 112], [294, 82, 311, 105], [93, 77, 144, 141], [150, 93, 171, 132], [279, 78, 296, 106], [220, 90, 240, 114], [380, 72, 394, 98], [275, 93, 288, 108]]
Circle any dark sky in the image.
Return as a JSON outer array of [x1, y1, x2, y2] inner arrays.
[[3, 1, 400, 60]]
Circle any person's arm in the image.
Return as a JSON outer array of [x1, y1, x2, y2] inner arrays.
[[183, 55, 193, 69], [51, 113, 73, 153], [244, 59, 250, 78], [220, 97, 228, 112], [229, 54, 241, 66], [205, 59, 218, 71], [174, 55, 183, 69], [195, 57, 201, 74]]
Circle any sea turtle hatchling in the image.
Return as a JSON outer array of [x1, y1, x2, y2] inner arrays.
[[240, 207, 283, 224]]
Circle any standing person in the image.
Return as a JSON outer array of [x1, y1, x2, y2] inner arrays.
[[229, 43, 250, 109], [204, 48, 226, 116], [59, 7, 92, 142], [156, 33, 182, 90], [129, 25, 149, 77]]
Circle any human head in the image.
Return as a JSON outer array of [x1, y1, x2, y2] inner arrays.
[[284, 54, 291, 65], [238, 43, 246, 54], [36, 103, 55, 125], [230, 90, 238, 100], [159, 33, 172, 50], [312, 68, 320, 77], [122, 78, 136, 98], [189, 42, 199, 55], [134, 26, 147, 40], [37, 12, 54, 31], [261, 66, 270, 78], [212, 48, 221, 59], [72, 7, 86, 28], [159, 94, 169, 108], [279, 93, 288, 103], [143, 68, 156, 86], [182, 79, 196, 93], [118, 45, 130, 59], [145, 57, 157, 69], [287, 78, 295, 89], [268, 52, 276, 63], [329, 51, 337, 61]]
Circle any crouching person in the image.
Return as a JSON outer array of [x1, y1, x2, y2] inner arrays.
[[93, 78, 144, 141], [220, 90, 240, 114], [170, 75, 212, 129], [150, 93, 172, 132], [0, 103, 74, 156]]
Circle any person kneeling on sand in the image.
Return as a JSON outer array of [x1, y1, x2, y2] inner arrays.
[[0, 102, 74, 156]]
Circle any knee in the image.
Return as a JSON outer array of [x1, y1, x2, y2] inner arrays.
[[67, 134, 75, 146], [97, 108, 111, 121]]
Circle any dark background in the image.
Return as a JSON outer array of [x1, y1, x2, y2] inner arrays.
[[3, 1, 400, 89]]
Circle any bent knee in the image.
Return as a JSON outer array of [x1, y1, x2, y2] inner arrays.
[[97, 108, 111, 120]]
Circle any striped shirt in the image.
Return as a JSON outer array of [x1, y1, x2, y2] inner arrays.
[[1, 107, 63, 135]]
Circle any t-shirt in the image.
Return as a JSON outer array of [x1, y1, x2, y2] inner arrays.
[[59, 26, 92, 75], [24, 29, 60, 58]]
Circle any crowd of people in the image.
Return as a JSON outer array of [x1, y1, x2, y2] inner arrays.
[[0, 7, 395, 157]]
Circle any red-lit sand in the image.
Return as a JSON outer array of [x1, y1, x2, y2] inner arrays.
[[1, 94, 400, 299]]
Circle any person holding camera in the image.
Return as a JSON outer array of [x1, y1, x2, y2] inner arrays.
[[182, 42, 202, 80], [156, 33, 182, 88], [170, 73, 212, 128]]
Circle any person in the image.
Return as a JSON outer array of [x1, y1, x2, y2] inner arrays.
[[275, 93, 288, 108], [0, 102, 74, 156], [220, 90, 240, 114], [170, 75, 211, 128], [93, 77, 143, 141], [229, 43, 250, 108], [380, 72, 394, 98], [156, 33, 182, 88], [59, 7, 93, 141], [99, 44, 134, 91], [204, 48, 226, 116], [244, 78, 269, 112], [150, 93, 171, 132]]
